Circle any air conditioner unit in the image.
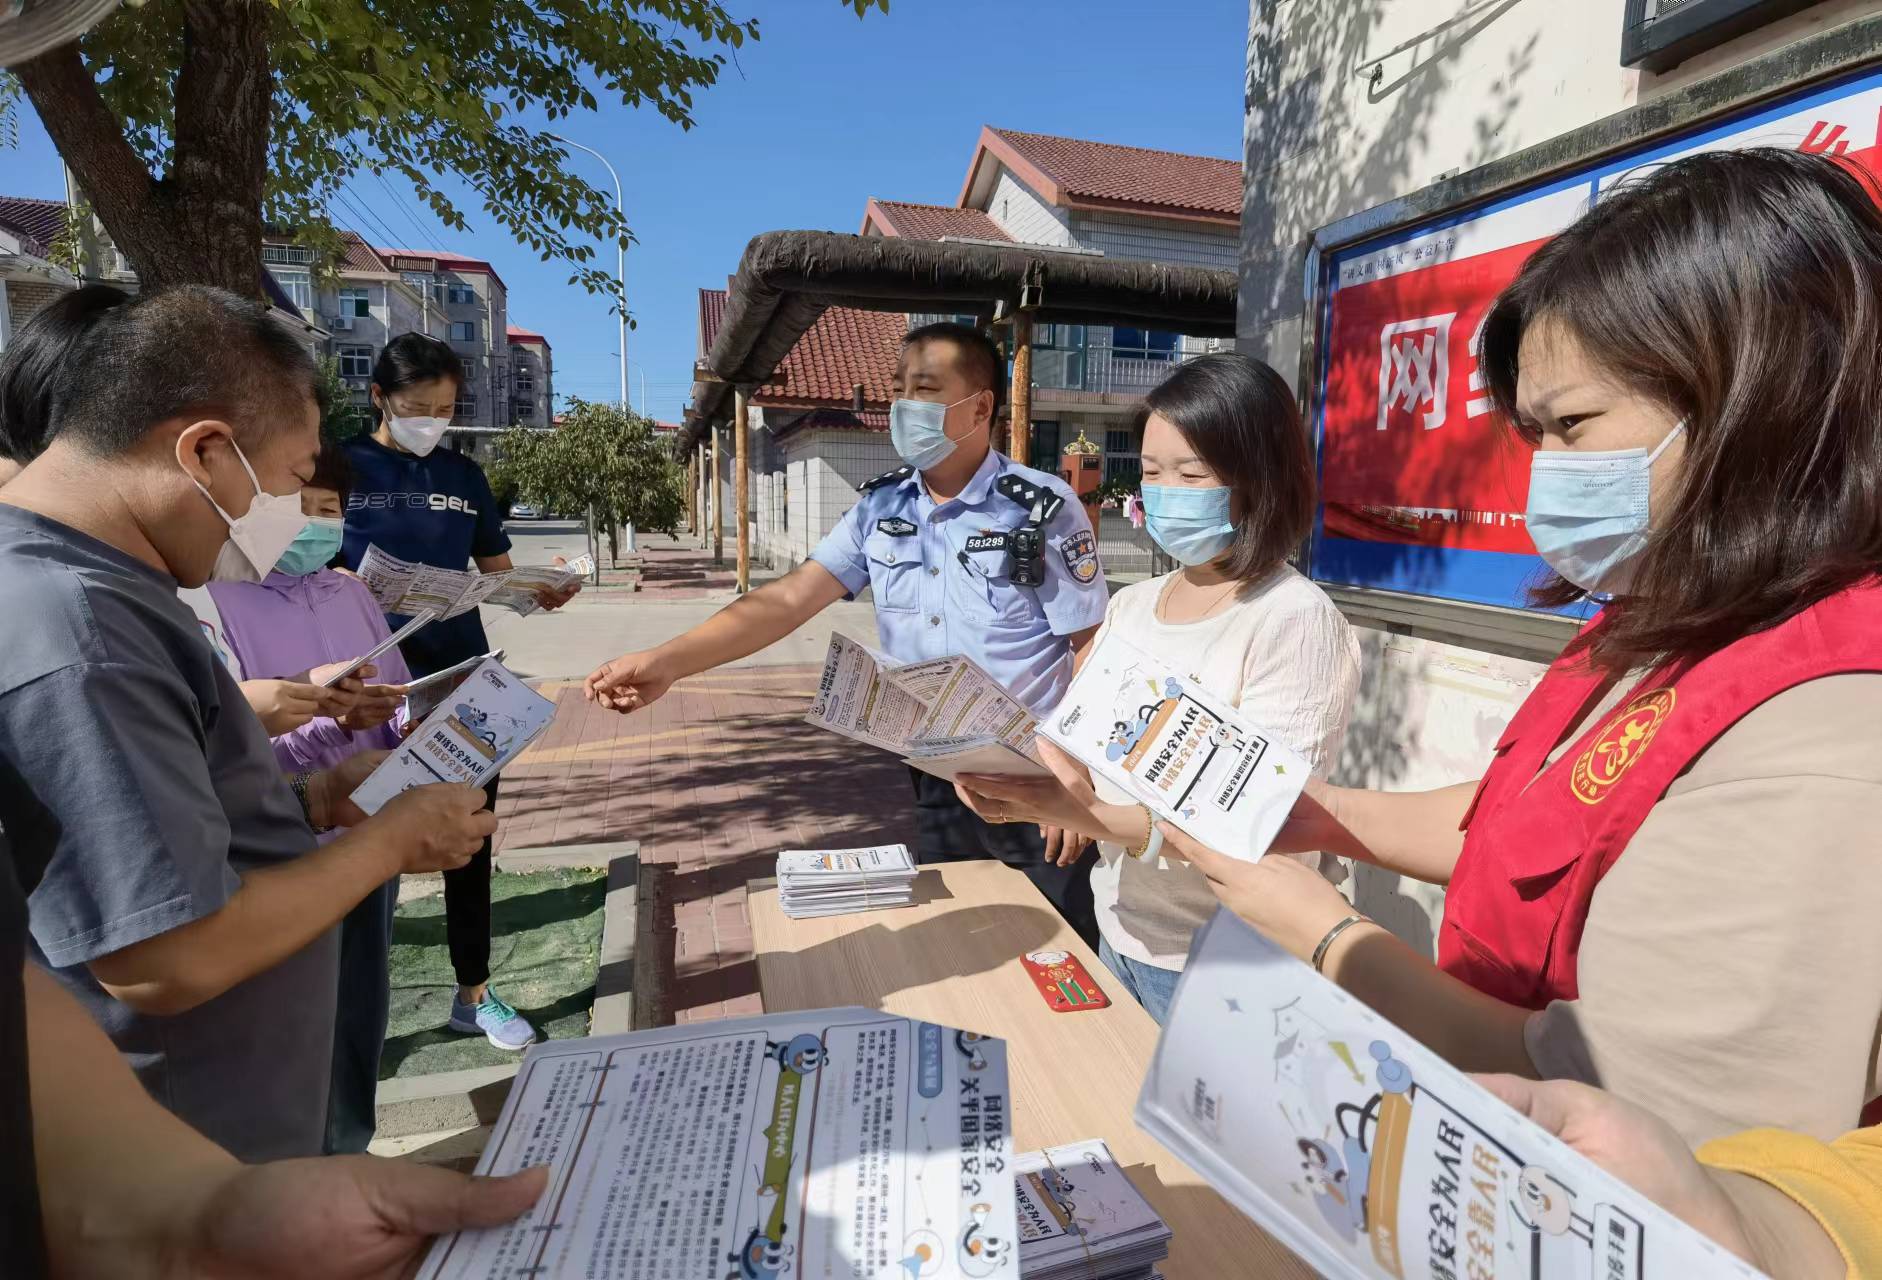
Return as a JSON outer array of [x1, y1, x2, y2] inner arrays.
[[330, 313, 353, 331], [1620, 0, 1819, 72]]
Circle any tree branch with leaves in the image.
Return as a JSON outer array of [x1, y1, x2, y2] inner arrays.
[[490, 400, 682, 565]]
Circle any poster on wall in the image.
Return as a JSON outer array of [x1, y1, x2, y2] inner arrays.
[[1310, 67, 1882, 610]]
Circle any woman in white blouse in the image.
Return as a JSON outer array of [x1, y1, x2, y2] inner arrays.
[[957, 353, 1360, 1021]]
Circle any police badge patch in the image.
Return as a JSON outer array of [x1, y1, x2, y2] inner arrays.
[[1059, 531, 1099, 583], [875, 517, 918, 537]]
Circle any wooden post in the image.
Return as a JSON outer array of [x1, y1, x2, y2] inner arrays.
[[685, 454, 696, 535], [1009, 314, 1033, 466], [735, 387, 751, 594], [711, 427, 724, 566]]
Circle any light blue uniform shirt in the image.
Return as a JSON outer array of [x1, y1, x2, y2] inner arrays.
[[811, 448, 1109, 715]]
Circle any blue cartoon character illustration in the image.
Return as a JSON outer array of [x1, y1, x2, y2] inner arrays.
[[955, 1028, 992, 1072], [727, 1033, 830, 1280], [958, 1202, 1013, 1277], [765, 1032, 828, 1076], [447, 702, 500, 759], [1105, 677, 1184, 762], [1291, 1041, 1413, 1249]]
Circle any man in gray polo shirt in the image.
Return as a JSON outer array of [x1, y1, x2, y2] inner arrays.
[[0, 286, 497, 1160]]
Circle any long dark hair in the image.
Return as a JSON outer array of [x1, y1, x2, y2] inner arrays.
[[371, 332, 463, 426], [0, 285, 131, 463], [1481, 148, 1882, 671], [1128, 351, 1314, 582]]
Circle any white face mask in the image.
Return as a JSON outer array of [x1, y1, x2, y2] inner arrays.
[[182, 437, 308, 584], [385, 407, 452, 457]]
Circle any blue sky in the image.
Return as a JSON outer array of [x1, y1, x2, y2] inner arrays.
[[3, 0, 1246, 423]]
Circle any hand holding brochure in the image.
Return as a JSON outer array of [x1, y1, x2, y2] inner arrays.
[[416, 1007, 1017, 1280], [317, 610, 435, 688], [1135, 912, 1769, 1280], [356, 545, 591, 620], [806, 634, 1043, 781], [349, 657, 553, 814], [1040, 632, 1308, 863]]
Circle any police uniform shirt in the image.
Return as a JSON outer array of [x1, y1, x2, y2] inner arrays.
[[811, 449, 1108, 715]]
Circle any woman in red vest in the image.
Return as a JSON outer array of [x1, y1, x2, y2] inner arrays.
[[1002, 148, 1882, 1149]]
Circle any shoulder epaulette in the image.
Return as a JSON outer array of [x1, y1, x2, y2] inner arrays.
[[861, 465, 914, 493], [995, 473, 1065, 523]]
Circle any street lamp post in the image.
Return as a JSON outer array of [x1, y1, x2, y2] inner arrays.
[[549, 132, 634, 561]]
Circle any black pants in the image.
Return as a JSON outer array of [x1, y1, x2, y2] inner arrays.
[[443, 775, 500, 989], [324, 875, 397, 1154], [906, 767, 1099, 950]]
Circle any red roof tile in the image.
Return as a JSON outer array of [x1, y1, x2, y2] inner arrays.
[[506, 324, 549, 350], [862, 199, 1011, 242], [375, 246, 505, 290], [697, 287, 903, 409], [965, 127, 1240, 222], [335, 230, 391, 274], [0, 195, 66, 259]]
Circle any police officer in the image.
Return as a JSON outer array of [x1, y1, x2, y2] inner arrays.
[[584, 322, 1109, 943]]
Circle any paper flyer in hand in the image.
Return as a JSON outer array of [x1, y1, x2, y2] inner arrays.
[[1039, 632, 1307, 863], [806, 634, 1041, 780], [349, 657, 554, 815], [416, 1007, 1018, 1280], [356, 545, 588, 620], [1135, 912, 1770, 1280]]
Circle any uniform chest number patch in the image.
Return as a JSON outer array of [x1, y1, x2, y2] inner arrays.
[[1060, 530, 1099, 584], [876, 517, 917, 537], [964, 533, 1008, 553]]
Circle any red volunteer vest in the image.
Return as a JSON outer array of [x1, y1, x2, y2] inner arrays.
[[1440, 580, 1882, 1019]]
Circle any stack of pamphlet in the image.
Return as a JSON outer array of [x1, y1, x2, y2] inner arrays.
[[777, 844, 919, 918], [417, 1008, 1016, 1280], [1014, 1139, 1171, 1280]]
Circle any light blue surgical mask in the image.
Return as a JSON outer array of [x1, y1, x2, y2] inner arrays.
[[1525, 423, 1684, 596], [1141, 484, 1236, 566], [889, 393, 979, 472], [274, 516, 345, 577]]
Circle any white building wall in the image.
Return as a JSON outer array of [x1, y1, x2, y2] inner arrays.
[[987, 169, 1074, 247], [1069, 211, 1238, 269]]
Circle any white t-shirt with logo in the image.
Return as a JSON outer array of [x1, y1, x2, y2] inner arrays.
[[1088, 564, 1360, 969], [177, 585, 244, 680]]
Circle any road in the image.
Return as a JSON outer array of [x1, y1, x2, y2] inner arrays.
[[499, 516, 590, 568]]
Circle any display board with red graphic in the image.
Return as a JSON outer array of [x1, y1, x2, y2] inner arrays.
[[1308, 67, 1882, 610]]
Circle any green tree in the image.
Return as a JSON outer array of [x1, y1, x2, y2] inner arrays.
[[315, 355, 368, 442], [6, 0, 884, 300], [492, 399, 681, 565]]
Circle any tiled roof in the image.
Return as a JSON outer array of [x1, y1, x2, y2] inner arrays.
[[0, 195, 66, 259], [506, 324, 549, 349], [697, 287, 903, 409], [375, 246, 505, 290], [863, 199, 1011, 242], [970, 127, 1240, 220], [775, 407, 889, 440], [335, 230, 391, 274]]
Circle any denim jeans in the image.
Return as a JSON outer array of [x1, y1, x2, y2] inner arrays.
[[1098, 934, 1183, 1025], [324, 876, 399, 1154]]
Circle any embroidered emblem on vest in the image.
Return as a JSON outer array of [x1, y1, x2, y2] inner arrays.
[[1570, 687, 1676, 805]]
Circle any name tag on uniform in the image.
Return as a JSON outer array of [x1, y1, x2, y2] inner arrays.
[[964, 533, 1009, 553], [876, 517, 918, 537]]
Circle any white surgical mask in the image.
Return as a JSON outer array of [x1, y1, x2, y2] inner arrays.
[[384, 406, 452, 457], [1525, 422, 1685, 596], [889, 394, 979, 472], [182, 438, 308, 584]]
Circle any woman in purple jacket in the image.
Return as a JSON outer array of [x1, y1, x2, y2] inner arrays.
[[208, 442, 410, 1154]]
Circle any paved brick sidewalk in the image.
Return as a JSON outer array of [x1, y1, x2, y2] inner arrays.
[[494, 662, 910, 1023]]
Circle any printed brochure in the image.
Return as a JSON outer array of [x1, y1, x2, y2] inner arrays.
[[357, 545, 592, 619], [1135, 911, 1770, 1280], [349, 657, 553, 814], [416, 1007, 1018, 1280]]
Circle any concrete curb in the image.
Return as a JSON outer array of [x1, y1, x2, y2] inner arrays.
[[374, 841, 644, 1138]]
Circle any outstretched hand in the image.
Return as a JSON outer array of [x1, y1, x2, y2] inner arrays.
[[583, 650, 673, 713]]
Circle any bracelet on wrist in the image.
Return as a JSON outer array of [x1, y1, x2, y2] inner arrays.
[[291, 771, 333, 834], [1311, 913, 1369, 973], [1127, 805, 1155, 859]]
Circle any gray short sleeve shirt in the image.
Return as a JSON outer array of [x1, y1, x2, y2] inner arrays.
[[0, 504, 337, 1160]]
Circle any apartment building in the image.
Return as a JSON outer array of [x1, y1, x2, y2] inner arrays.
[[505, 326, 553, 427], [0, 195, 74, 351], [372, 249, 511, 457]]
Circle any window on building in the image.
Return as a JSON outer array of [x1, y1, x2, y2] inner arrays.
[[1104, 428, 1141, 485], [454, 393, 477, 421], [1108, 327, 1179, 360], [516, 374, 535, 393], [449, 320, 477, 342], [447, 283, 477, 304], [270, 266, 313, 311], [337, 287, 370, 318], [1031, 420, 1061, 461], [338, 345, 374, 378]]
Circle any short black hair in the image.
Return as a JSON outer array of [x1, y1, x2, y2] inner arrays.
[[309, 439, 354, 501], [47, 284, 317, 456], [902, 321, 1004, 414], [1128, 352, 1314, 583], [372, 332, 464, 425], [0, 285, 133, 463]]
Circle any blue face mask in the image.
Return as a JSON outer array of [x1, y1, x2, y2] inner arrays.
[[1141, 485, 1236, 566], [274, 517, 344, 577], [889, 393, 979, 472], [1525, 423, 1684, 596]]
